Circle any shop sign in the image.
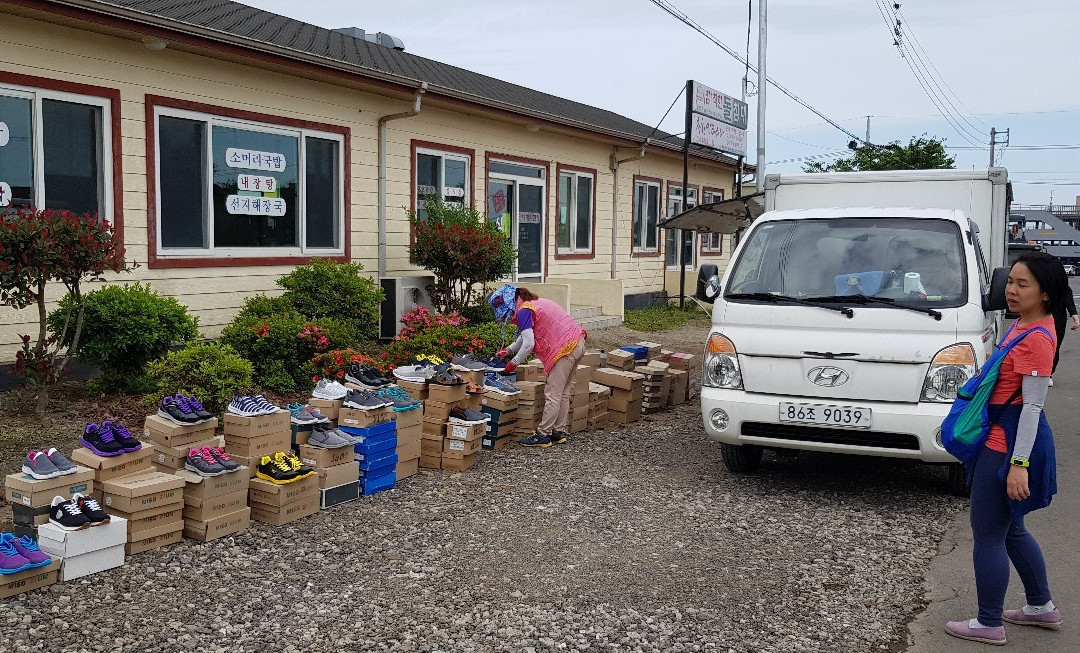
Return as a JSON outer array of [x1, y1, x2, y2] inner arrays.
[[690, 114, 747, 157], [444, 186, 465, 198], [237, 174, 277, 193], [0, 122, 8, 147], [691, 82, 749, 130], [519, 212, 541, 224], [225, 148, 287, 172], [226, 195, 286, 216], [0, 182, 10, 207]]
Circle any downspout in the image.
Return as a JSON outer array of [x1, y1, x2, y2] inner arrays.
[[609, 141, 648, 280], [378, 81, 428, 279]]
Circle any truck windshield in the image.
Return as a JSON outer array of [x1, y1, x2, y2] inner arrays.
[[725, 218, 968, 308]]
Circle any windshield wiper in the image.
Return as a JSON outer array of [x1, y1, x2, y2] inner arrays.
[[805, 294, 943, 321], [725, 292, 854, 318]]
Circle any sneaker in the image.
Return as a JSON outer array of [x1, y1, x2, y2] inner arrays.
[[1, 533, 51, 568], [251, 394, 281, 415], [449, 406, 489, 425], [43, 448, 78, 475], [178, 394, 214, 421], [484, 372, 521, 395], [377, 387, 421, 412], [185, 448, 226, 476], [549, 431, 569, 444], [304, 405, 332, 424], [343, 390, 392, 410], [0, 539, 31, 574], [345, 364, 388, 389], [49, 496, 90, 531], [944, 619, 1006, 645], [313, 378, 349, 400], [228, 395, 266, 417], [392, 365, 430, 383], [256, 454, 298, 484], [206, 447, 241, 473], [102, 421, 141, 453], [415, 353, 445, 366], [288, 403, 319, 425], [280, 451, 314, 479], [451, 353, 489, 372], [21, 451, 63, 480], [72, 492, 111, 525], [81, 423, 125, 457], [520, 433, 553, 448], [159, 395, 199, 425], [1002, 607, 1063, 629], [483, 356, 507, 372], [307, 425, 353, 449]]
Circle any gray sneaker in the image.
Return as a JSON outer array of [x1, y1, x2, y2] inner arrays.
[[185, 448, 226, 476], [343, 390, 392, 410], [308, 425, 353, 449], [451, 354, 488, 372], [22, 451, 63, 479], [304, 405, 332, 424], [44, 448, 78, 475]]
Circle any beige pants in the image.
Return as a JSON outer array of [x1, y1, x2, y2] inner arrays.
[[538, 340, 586, 435]]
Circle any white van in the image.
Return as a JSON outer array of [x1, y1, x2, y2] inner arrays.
[[698, 169, 1011, 494]]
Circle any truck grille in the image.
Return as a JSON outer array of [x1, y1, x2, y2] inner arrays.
[[740, 422, 920, 450]]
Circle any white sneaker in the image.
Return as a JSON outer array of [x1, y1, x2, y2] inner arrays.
[[1049, 377, 1054, 387], [312, 378, 349, 400]]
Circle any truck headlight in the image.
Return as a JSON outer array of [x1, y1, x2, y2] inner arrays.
[[922, 343, 976, 402], [703, 333, 742, 389]]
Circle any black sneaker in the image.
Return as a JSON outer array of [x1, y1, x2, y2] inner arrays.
[[449, 407, 489, 425], [72, 493, 111, 525], [158, 396, 199, 425], [81, 423, 125, 457], [345, 364, 387, 389], [178, 394, 213, 421], [206, 447, 241, 473], [49, 495, 91, 531], [361, 365, 391, 386], [549, 432, 569, 444], [102, 421, 141, 452], [256, 454, 299, 485], [343, 390, 392, 410]]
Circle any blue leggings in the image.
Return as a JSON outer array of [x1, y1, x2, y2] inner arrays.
[[970, 447, 1053, 626]]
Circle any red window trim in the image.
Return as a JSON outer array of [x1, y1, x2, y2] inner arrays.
[[484, 152, 551, 276], [144, 94, 351, 269], [700, 186, 726, 255], [409, 139, 478, 256], [0, 69, 124, 245], [631, 175, 663, 258], [553, 163, 598, 261]]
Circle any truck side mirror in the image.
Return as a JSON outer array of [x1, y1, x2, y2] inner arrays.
[[696, 264, 720, 304], [983, 266, 1009, 311]]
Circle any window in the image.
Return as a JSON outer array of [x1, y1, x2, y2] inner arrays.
[[557, 167, 594, 255], [701, 188, 725, 254], [666, 184, 697, 267], [416, 148, 470, 220], [0, 85, 111, 218], [633, 178, 661, 254], [154, 107, 344, 256]]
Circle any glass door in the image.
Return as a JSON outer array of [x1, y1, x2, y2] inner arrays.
[[487, 164, 545, 282]]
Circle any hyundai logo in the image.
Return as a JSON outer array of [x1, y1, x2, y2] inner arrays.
[[808, 366, 849, 387]]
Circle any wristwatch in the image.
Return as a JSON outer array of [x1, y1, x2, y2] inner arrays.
[[1010, 456, 1030, 468]]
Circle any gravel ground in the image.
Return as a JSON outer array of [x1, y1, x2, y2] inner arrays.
[[2, 401, 964, 652]]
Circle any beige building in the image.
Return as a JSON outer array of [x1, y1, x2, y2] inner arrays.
[[0, 0, 743, 355]]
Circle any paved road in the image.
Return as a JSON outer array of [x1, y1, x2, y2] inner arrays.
[[907, 278, 1080, 650]]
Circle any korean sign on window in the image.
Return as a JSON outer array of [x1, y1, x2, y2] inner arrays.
[[225, 147, 287, 173]]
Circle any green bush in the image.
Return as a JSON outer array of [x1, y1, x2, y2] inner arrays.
[[276, 259, 383, 339], [460, 300, 496, 325], [233, 293, 296, 320], [382, 322, 515, 369], [47, 282, 199, 391], [219, 312, 357, 392], [145, 342, 253, 417]]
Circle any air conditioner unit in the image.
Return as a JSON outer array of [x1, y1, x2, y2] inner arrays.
[[380, 276, 435, 340]]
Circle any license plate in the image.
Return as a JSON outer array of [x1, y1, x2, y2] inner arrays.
[[778, 402, 872, 429]]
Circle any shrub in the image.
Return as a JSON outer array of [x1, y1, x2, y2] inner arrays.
[[397, 306, 467, 340], [219, 312, 357, 392], [276, 259, 384, 339], [307, 348, 380, 382], [145, 342, 253, 417], [460, 300, 496, 325], [47, 283, 199, 390], [382, 322, 515, 369], [233, 293, 296, 320]]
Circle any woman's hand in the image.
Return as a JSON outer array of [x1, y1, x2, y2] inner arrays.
[[496, 348, 509, 360], [1007, 466, 1030, 501], [1071, 314, 1079, 330]]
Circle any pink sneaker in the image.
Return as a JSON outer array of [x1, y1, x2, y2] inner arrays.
[[1003, 608, 1062, 630], [945, 619, 1006, 645]]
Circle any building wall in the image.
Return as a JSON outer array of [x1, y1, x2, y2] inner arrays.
[[0, 11, 735, 356]]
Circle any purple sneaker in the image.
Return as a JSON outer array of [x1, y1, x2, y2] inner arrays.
[[945, 619, 1006, 645], [81, 423, 124, 457], [102, 420, 141, 453], [0, 533, 51, 568], [0, 539, 31, 574], [1003, 607, 1062, 630], [177, 393, 213, 421]]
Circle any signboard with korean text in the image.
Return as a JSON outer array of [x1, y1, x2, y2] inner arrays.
[[226, 195, 287, 217], [691, 82, 749, 130], [225, 148, 287, 173], [237, 174, 277, 194], [690, 113, 747, 157]]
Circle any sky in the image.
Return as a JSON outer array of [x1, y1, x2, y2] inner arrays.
[[241, 0, 1080, 206]]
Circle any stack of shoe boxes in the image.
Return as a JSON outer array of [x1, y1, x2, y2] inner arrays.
[[588, 383, 612, 430], [513, 381, 546, 437], [443, 421, 483, 471], [144, 415, 220, 473], [248, 473, 320, 525], [101, 472, 186, 555], [636, 361, 672, 414], [516, 362, 546, 382], [567, 365, 593, 434], [669, 352, 701, 399], [593, 368, 645, 424], [37, 516, 128, 581], [480, 391, 518, 450], [4, 465, 95, 538], [176, 469, 251, 542], [223, 410, 291, 477], [394, 406, 423, 481], [635, 341, 665, 361], [296, 438, 360, 509], [419, 383, 467, 469], [605, 349, 638, 371], [668, 369, 688, 406], [0, 554, 62, 600], [341, 406, 397, 495], [71, 441, 154, 504]]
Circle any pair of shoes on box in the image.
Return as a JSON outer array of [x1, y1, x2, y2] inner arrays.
[[158, 393, 214, 426], [287, 403, 331, 425], [343, 389, 393, 411], [49, 493, 110, 531], [256, 452, 314, 485], [0, 533, 52, 574], [228, 394, 281, 417], [185, 446, 242, 477], [22, 449, 78, 479], [377, 387, 421, 411], [307, 424, 355, 449], [345, 363, 391, 390], [449, 406, 490, 425], [81, 421, 141, 457], [451, 353, 507, 373], [484, 372, 521, 396], [312, 378, 349, 400]]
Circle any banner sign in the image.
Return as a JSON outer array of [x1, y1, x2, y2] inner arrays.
[[690, 114, 747, 157], [691, 82, 749, 130]]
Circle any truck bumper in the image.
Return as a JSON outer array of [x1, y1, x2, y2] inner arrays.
[[700, 387, 958, 464]]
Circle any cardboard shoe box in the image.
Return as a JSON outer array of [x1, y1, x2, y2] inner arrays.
[[396, 438, 421, 462], [143, 415, 218, 448], [445, 422, 485, 441], [175, 468, 251, 500], [427, 382, 467, 404], [395, 379, 428, 401], [126, 520, 184, 555], [249, 494, 319, 526], [153, 435, 224, 471], [422, 399, 468, 423], [441, 453, 477, 472], [307, 397, 343, 420], [338, 406, 393, 428], [515, 381, 545, 401], [397, 422, 422, 447], [106, 501, 184, 535], [183, 488, 249, 522], [396, 456, 419, 480], [516, 363, 545, 381], [71, 445, 153, 483], [101, 472, 185, 513], [223, 410, 290, 438], [5, 466, 95, 510], [394, 406, 424, 429], [592, 368, 646, 391], [0, 557, 62, 600], [224, 430, 291, 460], [319, 481, 360, 509], [419, 454, 442, 469], [248, 473, 319, 508], [37, 517, 128, 582], [184, 507, 250, 542], [297, 443, 354, 469], [317, 461, 360, 489], [481, 392, 519, 412], [443, 437, 481, 457], [422, 417, 450, 438]]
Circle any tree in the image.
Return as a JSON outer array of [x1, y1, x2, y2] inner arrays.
[[408, 198, 515, 314], [803, 135, 955, 173]]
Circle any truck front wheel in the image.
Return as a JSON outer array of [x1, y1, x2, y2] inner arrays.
[[947, 463, 970, 497], [721, 443, 764, 473]]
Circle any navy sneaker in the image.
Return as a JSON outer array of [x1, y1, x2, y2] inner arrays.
[[81, 423, 125, 457], [484, 372, 521, 396], [159, 395, 199, 425], [178, 394, 213, 421], [483, 356, 507, 372], [549, 431, 569, 444], [519, 433, 553, 448], [102, 421, 141, 452]]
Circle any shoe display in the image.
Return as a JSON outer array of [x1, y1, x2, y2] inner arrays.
[[431, 368, 465, 386], [177, 394, 214, 421], [376, 387, 421, 412], [256, 454, 299, 484], [307, 424, 354, 449], [72, 492, 111, 525], [519, 433, 553, 448], [21, 451, 63, 480], [280, 451, 315, 478], [158, 395, 200, 425], [251, 394, 282, 414], [484, 372, 521, 396], [0, 533, 51, 569], [49, 496, 91, 531], [0, 539, 32, 574], [101, 421, 142, 453], [81, 423, 125, 457], [303, 405, 332, 424], [206, 447, 241, 473], [482, 356, 507, 372], [549, 432, 569, 444], [185, 448, 226, 476], [345, 363, 390, 389], [449, 406, 490, 425], [43, 448, 78, 475], [288, 403, 319, 425], [312, 378, 349, 400], [392, 364, 431, 382], [228, 394, 279, 417], [451, 353, 489, 372], [343, 390, 393, 410]]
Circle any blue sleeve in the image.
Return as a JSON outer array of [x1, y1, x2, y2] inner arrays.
[[516, 307, 534, 331]]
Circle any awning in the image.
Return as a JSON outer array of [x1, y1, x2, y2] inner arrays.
[[660, 192, 764, 234]]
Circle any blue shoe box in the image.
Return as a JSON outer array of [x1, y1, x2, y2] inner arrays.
[[619, 345, 649, 360], [349, 435, 397, 458], [340, 421, 396, 438], [361, 472, 396, 496], [358, 450, 398, 472]]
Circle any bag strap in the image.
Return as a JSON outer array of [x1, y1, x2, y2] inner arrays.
[[989, 385, 1024, 426], [986, 325, 1050, 425]]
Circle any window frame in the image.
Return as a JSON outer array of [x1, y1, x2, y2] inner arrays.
[[0, 73, 119, 234], [700, 187, 726, 254], [665, 182, 698, 269], [631, 175, 663, 257], [145, 95, 350, 269], [555, 163, 597, 260]]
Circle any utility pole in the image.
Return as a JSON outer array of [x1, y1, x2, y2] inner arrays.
[[865, 116, 871, 143], [989, 127, 996, 167], [755, 0, 767, 182]]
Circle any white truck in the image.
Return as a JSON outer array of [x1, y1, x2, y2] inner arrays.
[[698, 168, 1012, 494]]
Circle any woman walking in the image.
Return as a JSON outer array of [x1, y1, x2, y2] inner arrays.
[[946, 252, 1068, 645], [489, 285, 586, 447]]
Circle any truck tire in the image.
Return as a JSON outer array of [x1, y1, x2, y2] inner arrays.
[[721, 443, 763, 473], [947, 463, 970, 498]]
